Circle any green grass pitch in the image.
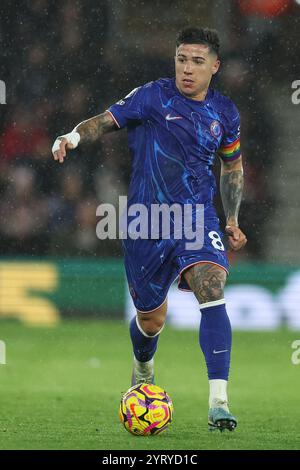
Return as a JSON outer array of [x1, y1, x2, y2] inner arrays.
[[0, 319, 299, 450]]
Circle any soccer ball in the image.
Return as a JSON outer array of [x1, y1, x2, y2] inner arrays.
[[119, 383, 174, 436]]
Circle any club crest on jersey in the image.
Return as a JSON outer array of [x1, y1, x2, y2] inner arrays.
[[210, 120, 221, 138]]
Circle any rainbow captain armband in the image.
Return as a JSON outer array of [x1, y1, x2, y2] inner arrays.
[[219, 137, 241, 162], [52, 130, 81, 153]]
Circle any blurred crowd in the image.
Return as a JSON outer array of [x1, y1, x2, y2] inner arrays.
[[0, 0, 127, 256], [0, 0, 292, 259]]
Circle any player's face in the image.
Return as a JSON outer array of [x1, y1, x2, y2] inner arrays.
[[175, 43, 220, 100]]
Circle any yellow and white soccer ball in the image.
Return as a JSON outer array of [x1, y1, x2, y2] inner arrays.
[[119, 383, 174, 436]]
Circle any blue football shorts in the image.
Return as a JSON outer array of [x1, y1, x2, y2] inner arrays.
[[122, 217, 229, 313]]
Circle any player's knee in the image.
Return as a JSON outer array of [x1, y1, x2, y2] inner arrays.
[[138, 315, 165, 336], [203, 290, 225, 303], [183, 263, 226, 304]]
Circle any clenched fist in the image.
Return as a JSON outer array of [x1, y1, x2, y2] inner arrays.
[[225, 225, 247, 251]]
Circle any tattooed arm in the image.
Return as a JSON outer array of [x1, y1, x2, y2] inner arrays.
[[52, 111, 117, 163], [75, 112, 116, 144], [220, 155, 243, 226], [219, 155, 247, 251]]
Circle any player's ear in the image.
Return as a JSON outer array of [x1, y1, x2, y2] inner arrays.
[[212, 59, 220, 75]]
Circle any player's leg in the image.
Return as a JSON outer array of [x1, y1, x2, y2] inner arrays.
[[130, 299, 167, 385], [183, 262, 237, 431], [124, 237, 175, 386]]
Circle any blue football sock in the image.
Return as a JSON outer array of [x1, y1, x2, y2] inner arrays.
[[130, 316, 160, 362], [199, 300, 232, 380]]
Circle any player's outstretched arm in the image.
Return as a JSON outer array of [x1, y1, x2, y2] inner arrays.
[[219, 155, 247, 251], [52, 111, 116, 163]]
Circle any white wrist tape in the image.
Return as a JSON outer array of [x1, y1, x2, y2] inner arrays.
[[52, 130, 80, 153]]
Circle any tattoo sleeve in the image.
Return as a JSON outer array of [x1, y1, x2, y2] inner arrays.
[[75, 111, 117, 144], [220, 167, 244, 225]]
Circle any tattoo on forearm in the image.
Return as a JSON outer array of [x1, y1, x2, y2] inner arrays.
[[220, 170, 244, 224], [76, 112, 116, 143], [183, 263, 226, 304]]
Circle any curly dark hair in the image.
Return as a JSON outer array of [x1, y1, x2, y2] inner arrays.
[[176, 27, 220, 57]]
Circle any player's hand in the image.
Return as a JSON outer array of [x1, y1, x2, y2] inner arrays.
[[52, 131, 80, 163], [225, 225, 247, 251], [52, 137, 74, 163]]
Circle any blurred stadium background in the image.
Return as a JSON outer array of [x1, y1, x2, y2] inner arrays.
[[1, 0, 300, 450]]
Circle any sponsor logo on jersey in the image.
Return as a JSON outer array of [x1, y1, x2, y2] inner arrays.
[[166, 113, 183, 121]]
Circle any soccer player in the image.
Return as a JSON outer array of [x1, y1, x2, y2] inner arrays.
[[52, 27, 247, 432]]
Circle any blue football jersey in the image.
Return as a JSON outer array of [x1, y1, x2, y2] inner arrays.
[[107, 78, 241, 311], [108, 77, 241, 217]]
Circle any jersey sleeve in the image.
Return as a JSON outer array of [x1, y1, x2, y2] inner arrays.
[[218, 104, 241, 162], [107, 83, 153, 129]]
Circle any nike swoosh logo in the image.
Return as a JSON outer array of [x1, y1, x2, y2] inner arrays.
[[165, 113, 183, 121], [213, 349, 228, 354]]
